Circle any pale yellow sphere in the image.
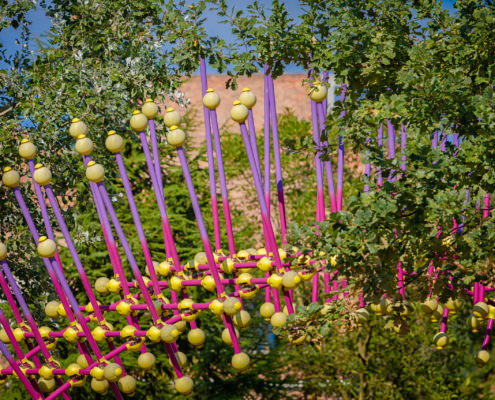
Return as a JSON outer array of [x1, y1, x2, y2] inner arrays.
[[223, 296, 242, 316], [221, 327, 239, 346], [282, 270, 301, 289], [233, 310, 251, 328], [103, 363, 122, 382], [260, 302, 275, 320], [175, 376, 194, 395], [230, 101, 249, 123], [76, 354, 89, 369], [75, 135, 94, 156], [33, 165, 52, 186], [187, 328, 206, 347], [142, 99, 159, 119], [231, 352, 250, 371], [137, 352, 156, 371], [45, 301, 60, 319], [475, 349, 490, 367], [117, 375, 136, 394], [37, 236, 57, 258], [2, 167, 20, 188], [70, 118, 88, 138], [0, 329, 9, 344], [0, 242, 6, 261], [239, 88, 257, 109], [308, 81, 328, 103], [433, 332, 449, 349], [167, 126, 186, 147], [163, 107, 182, 127], [202, 89, 220, 110], [19, 139, 37, 160], [130, 110, 148, 132], [105, 131, 124, 153], [38, 378, 56, 394], [85, 161, 104, 183], [91, 378, 109, 395], [95, 277, 109, 294], [170, 351, 187, 368], [270, 311, 287, 327]]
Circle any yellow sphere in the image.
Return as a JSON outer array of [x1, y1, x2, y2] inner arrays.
[[201, 275, 216, 292], [473, 302, 489, 320], [45, 301, 60, 319], [260, 302, 275, 321], [209, 299, 224, 315], [37, 236, 57, 258], [223, 297, 242, 316], [103, 363, 122, 382], [170, 351, 187, 368], [19, 140, 37, 160], [231, 101, 249, 123], [445, 298, 462, 314], [157, 261, 171, 276], [91, 378, 109, 395], [175, 376, 194, 395], [106, 278, 121, 293], [85, 161, 104, 183], [421, 298, 438, 314], [0, 242, 6, 261], [69, 118, 88, 138], [231, 352, 250, 371], [95, 277, 109, 294], [0, 329, 9, 344], [308, 81, 327, 103], [76, 354, 89, 369], [75, 136, 94, 156], [221, 258, 235, 274], [164, 107, 182, 127], [118, 375, 136, 395], [202, 89, 220, 110], [161, 324, 180, 343], [2, 167, 20, 188], [105, 131, 124, 153], [221, 327, 239, 346], [257, 257, 273, 272], [282, 270, 301, 289], [142, 99, 159, 119], [233, 310, 251, 328], [38, 378, 56, 394], [130, 110, 148, 132], [33, 165, 52, 186], [270, 312, 287, 328], [188, 328, 206, 347], [167, 126, 186, 147], [468, 314, 482, 332], [433, 332, 449, 350], [56, 302, 67, 317], [174, 320, 187, 332], [475, 349, 490, 367], [239, 88, 256, 109], [138, 352, 156, 371]]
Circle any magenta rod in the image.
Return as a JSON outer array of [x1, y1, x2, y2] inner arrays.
[[267, 75, 287, 244], [210, 109, 236, 255], [149, 118, 164, 195], [199, 57, 222, 251], [263, 68, 271, 216], [336, 84, 347, 211], [247, 109, 262, 182], [376, 124, 384, 187], [311, 100, 325, 221], [113, 152, 162, 297], [315, 101, 337, 213], [238, 122, 293, 314], [387, 120, 396, 182], [175, 145, 242, 350]]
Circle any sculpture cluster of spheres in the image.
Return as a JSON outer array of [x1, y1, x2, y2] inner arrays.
[[0, 80, 332, 400]]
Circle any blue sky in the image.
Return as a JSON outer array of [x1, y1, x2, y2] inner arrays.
[[0, 0, 457, 74]]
